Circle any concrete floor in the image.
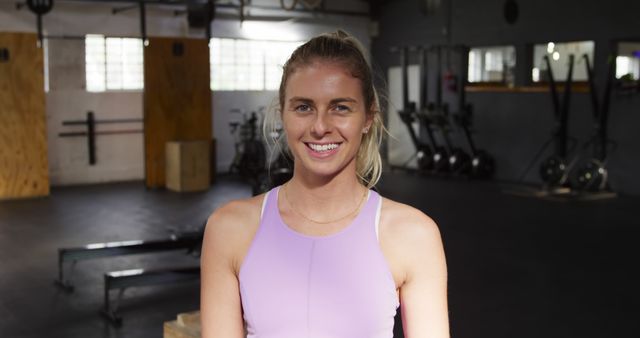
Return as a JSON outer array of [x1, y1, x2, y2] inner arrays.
[[0, 173, 638, 338], [378, 174, 640, 338], [0, 177, 250, 338]]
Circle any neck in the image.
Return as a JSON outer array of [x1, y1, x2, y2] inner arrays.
[[284, 163, 366, 221]]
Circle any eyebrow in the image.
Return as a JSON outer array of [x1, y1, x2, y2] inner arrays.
[[288, 97, 358, 105]]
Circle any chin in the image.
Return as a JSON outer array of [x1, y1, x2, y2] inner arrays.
[[296, 158, 356, 179]]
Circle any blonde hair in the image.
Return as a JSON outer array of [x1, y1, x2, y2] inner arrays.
[[264, 30, 388, 188]]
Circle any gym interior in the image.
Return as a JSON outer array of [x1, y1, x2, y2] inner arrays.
[[1, 0, 638, 337]]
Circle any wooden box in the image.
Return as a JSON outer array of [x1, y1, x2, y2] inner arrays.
[[164, 311, 201, 338], [166, 141, 210, 192]]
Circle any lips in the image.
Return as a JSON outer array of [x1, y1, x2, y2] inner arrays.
[[307, 142, 340, 152], [305, 142, 342, 157]]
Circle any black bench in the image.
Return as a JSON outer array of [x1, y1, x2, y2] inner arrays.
[[101, 266, 201, 325], [54, 228, 203, 292]]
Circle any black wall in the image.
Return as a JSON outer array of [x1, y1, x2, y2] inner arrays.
[[372, 0, 640, 195]]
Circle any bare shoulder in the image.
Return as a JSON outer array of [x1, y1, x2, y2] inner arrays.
[[379, 197, 441, 239], [202, 193, 266, 275], [378, 197, 446, 286], [207, 194, 264, 227], [200, 194, 265, 337]]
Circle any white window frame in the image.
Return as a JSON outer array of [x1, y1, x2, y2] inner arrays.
[[210, 37, 303, 91], [531, 40, 595, 83], [85, 34, 144, 93], [467, 45, 516, 85]]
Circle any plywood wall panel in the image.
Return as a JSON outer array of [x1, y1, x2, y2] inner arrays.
[[0, 32, 49, 199], [144, 37, 211, 188]]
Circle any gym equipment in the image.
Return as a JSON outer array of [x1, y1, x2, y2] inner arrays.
[[58, 111, 143, 165], [455, 46, 495, 179], [186, 0, 216, 40], [454, 105, 495, 179], [393, 46, 435, 173], [268, 151, 293, 188], [229, 110, 267, 179], [538, 54, 576, 188], [571, 54, 616, 192], [505, 54, 587, 199], [187, 0, 216, 28], [392, 44, 495, 178], [416, 46, 449, 173], [254, 121, 294, 195], [18, 0, 223, 42], [429, 106, 472, 175], [26, 0, 54, 46], [255, 151, 293, 195], [229, 109, 269, 194], [101, 266, 200, 326], [503, 0, 519, 25], [430, 46, 472, 176], [394, 44, 492, 178], [54, 226, 203, 292], [257, 123, 293, 194], [443, 43, 458, 93]]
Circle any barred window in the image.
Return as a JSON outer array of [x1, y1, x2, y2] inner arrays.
[[210, 38, 302, 91], [616, 42, 640, 80], [531, 41, 595, 83], [85, 34, 144, 92], [468, 46, 516, 85]]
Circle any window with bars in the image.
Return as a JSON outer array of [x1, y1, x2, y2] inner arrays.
[[616, 42, 640, 80], [85, 34, 144, 92], [531, 41, 594, 83], [467, 46, 516, 85], [210, 38, 302, 91], [616, 56, 640, 80]]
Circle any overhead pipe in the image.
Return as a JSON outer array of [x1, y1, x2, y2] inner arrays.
[[51, 0, 370, 17], [139, 0, 147, 45]]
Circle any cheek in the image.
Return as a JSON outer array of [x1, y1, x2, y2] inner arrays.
[[281, 113, 297, 132], [282, 115, 306, 144], [335, 115, 366, 134], [288, 124, 303, 134]]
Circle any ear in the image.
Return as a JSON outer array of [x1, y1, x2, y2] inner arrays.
[[365, 105, 376, 129]]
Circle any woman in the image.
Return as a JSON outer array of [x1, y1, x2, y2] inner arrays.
[[201, 31, 449, 338]]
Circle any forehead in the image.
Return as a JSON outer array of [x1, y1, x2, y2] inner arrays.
[[285, 61, 363, 102]]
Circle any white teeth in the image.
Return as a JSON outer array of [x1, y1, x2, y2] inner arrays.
[[309, 143, 339, 152]]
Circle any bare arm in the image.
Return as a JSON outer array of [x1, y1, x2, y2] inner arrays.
[[200, 202, 248, 338], [398, 209, 449, 338]]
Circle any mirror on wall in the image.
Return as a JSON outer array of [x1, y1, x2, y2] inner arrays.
[[531, 40, 595, 83], [616, 41, 640, 93], [467, 45, 516, 86], [616, 42, 640, 80]]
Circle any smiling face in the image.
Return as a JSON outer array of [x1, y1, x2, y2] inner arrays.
[[282, 60, 373, 180]]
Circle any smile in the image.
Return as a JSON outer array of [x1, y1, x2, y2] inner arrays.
[[306, 142, 341, 153]]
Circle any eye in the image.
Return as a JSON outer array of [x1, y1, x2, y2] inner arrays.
[[333, 104, 352, 113], [294, 104, 312, 113]]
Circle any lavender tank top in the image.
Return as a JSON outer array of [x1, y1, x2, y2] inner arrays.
[[238, 186, 400, 338]]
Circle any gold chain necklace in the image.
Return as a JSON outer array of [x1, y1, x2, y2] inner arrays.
[[283, 183, 368, 224]]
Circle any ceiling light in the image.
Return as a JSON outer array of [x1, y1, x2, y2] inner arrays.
[[241, 21, 302, 41]]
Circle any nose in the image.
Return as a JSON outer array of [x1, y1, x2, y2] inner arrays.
[[310, 111, 332, 137]]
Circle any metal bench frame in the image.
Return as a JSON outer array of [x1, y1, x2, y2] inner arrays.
[[100, 266, 201, 325], [54, 230, 203, 292]]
